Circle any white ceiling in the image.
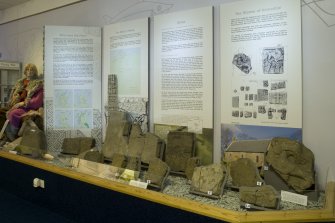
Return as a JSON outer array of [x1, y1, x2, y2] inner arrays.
[[0, 0, 30, 10]]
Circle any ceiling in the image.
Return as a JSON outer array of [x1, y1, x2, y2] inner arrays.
[[0, 0, 30, 10]]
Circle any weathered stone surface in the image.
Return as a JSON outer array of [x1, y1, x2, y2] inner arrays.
[[141, 133, 162, 164], [165, 131, 195, 172], [191, 163, 226, 196], [61, 137, 95, 155], [144, 158, 169, 187], [102, 111, 129, 159], [230, 158, 264, 187], [185, 157, 200, 180], [126, 156, 141, 171], [240, 185, 279, 208], [111, 153, 127, 168], [266, 137, 315, 192], [15, 126, 46, 157], [83, 151, 103, 163], [128, 124, 145, 157]]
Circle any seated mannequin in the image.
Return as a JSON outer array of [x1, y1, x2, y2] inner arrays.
[[4, 63, 43, 141]]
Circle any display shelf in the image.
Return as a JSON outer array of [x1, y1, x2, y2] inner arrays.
[[0, 150, 334, 223]]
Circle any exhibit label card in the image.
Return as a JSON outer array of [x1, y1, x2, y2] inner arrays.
[[153, 6, 213, 130], [220, 0, 302, 128], [103, 18, 149, 131], [44, 25, 102, 151]]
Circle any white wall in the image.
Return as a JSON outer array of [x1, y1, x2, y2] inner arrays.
[[0, 0, 334, 190]]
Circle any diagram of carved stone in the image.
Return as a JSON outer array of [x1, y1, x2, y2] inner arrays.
[[262, 47, 284, 74], [232, 53, 252, 74]]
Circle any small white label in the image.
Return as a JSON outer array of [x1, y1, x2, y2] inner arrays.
[[281, 190, 308, 206], [256, 181, 263, 186], [147, 180, 151, 184], [264, 165, 269, 171], [129, 180, 148, 189], [9, 150, 17, 155], [207, 191, 213, 195], [245, 203, 251, 209]]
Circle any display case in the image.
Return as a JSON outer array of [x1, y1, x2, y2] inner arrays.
[[0, 149, 334, 223], [0, 61, 21, 108]]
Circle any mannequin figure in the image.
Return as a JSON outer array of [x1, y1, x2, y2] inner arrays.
[[5, 63, 43, 141]]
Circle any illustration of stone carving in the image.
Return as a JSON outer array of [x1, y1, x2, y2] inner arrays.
[[269, 92, 287, 105], [185, 157, 201, 181], [232, 53, 252, 74], [61, 137, 95, 155], [102, 111, 129, 160], [107, 74, 118, 113], [257, 89, 269, 101], [230, 158, 264, 187], [240, 185, 279, 209], [165, 131, 195, 172], [266, 138, 315, 192], [190, 163, 227, 198], [262, 47, 284, 74], [144, 158, 170, 190]]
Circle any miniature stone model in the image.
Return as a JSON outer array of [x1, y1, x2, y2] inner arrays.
[[165, 131, 195, 173], [190, 163, 227, 198], [230, 158, 264, 187], [266, 137, 315, 192], [240, 185, 279, 209]]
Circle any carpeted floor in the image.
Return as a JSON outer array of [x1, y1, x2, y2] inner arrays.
[[0, 189, 75, 223]]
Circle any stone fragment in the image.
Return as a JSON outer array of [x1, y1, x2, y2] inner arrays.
[[185, 157, 201, 180], [126, 156, 141, 171], [15, 126, 46, 157], [111, 153, 127, 168], [165, 131, 195, 172], [191, 163, 226, 197], [61, 137, 95, 155], [102, 111, 129, 159], [240, 185, 279, 209], [230, 158, 264, 187], [83, 151, 103, 163], [127, 124, 145, 157], [144, 158, 169, 187], [141, 133, 162, 164], [266, 137, 315, 192]]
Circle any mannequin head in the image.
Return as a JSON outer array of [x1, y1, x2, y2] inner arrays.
[[23, 63, 38, 80]]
